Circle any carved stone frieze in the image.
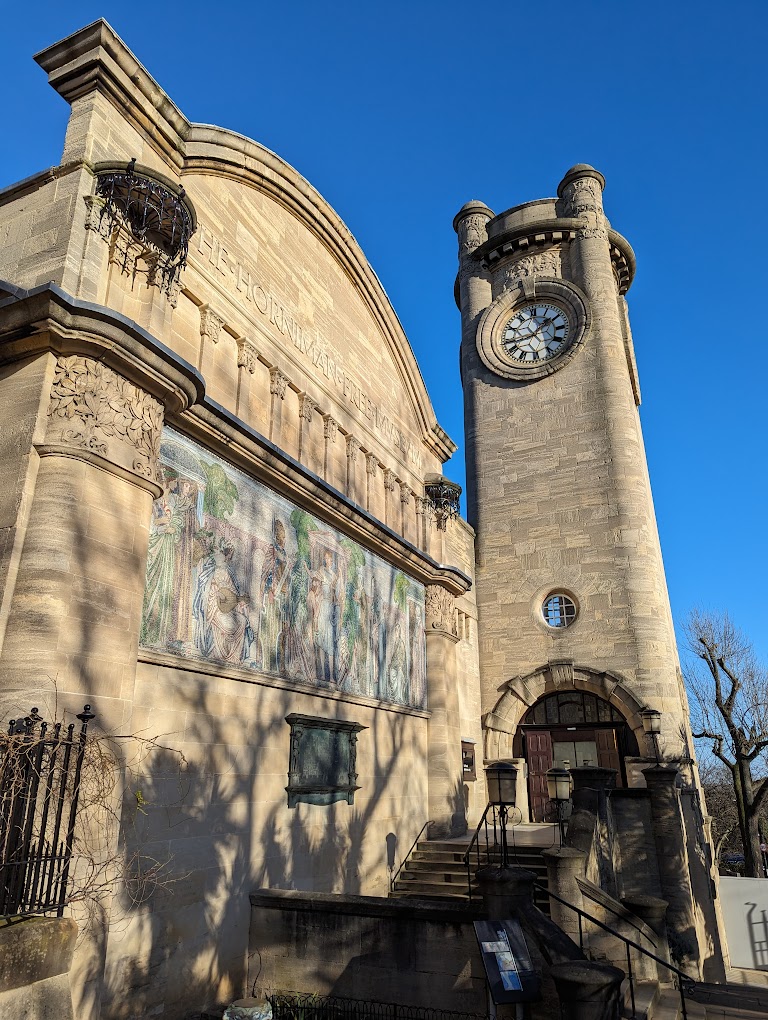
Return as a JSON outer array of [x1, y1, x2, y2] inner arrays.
[[236, 337, 258, 374], [425, 584, 459, 638], [500, 248, 562, 291], [269, 367, 288, 399], [45, 355, 163, 486], [200, 304, 225, 344]]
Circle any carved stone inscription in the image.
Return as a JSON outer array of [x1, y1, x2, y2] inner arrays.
[[46, 355, 163, 484], [193, 223, 422, 469]]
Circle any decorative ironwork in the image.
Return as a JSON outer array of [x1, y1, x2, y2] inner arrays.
[[423, 475, 462, 531], [268, 992, 489, 1020], [95, 159, 194, 291], [0, 704, 94, 917]]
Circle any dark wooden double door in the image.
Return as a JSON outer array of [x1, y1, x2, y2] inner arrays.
[[524, 726, 623, 822]]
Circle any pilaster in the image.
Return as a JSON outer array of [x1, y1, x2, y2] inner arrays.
[[424, 584, 465, 837]]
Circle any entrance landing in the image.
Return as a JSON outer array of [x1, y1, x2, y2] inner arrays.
[[433, 822, 561, 850]]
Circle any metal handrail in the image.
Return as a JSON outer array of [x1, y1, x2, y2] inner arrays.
[[389, 821, 432, 892], [533, 879, 694, 1020]]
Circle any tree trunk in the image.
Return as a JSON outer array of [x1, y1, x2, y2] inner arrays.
[[739, 758, 764, 878], [732, 764, 748, 850]]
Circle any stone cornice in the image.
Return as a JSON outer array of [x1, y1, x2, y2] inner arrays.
[[33, 20, 456, 464], [0, 282, 471, 594], [471, 217, 636, 295], [0, 283, 203, 414]]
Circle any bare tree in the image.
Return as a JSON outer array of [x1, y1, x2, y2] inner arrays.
[[684, 610, 768, 878]]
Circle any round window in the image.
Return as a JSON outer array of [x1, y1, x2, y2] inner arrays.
[[542, 593, 577, 628]]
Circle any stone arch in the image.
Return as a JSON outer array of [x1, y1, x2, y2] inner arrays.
[[482, 662, 647, 762]]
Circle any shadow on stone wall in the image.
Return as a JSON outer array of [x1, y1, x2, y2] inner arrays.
[[96, 670, 420, 1019]]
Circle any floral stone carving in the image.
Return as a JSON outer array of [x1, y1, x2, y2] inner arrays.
[[46, 355, 163, 485], [425, 584, 458, 637]]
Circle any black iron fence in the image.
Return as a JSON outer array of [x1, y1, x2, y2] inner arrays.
[[268, 993, 488, 1020], [0, 704, 94, 916]]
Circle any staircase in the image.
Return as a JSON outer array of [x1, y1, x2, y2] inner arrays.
[[390, 837, 551, 913]]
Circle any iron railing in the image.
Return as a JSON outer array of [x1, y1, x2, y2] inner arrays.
[[0, 704, 94, 916], [389, 821, 432, 892], [534, 880, 695, 1020], [268, 992, 488, 1020], [463, 802, 526, 899]]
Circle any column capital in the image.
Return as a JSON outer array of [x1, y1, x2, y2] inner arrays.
[[269, 366, 288, 398], [236, 336, 258, 374], [199, 303, 225, 344]]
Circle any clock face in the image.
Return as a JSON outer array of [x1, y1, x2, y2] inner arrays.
[[501, 303, 571, 364]]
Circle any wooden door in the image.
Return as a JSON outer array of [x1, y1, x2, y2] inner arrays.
[[596, 728, 622, 784], [525, 730, 553, 822]]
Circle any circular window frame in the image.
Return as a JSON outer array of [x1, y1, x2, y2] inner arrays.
[[475, 278, 590, 382], [540, 591, 579, 630]]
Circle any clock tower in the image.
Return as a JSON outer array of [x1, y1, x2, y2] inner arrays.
[[456, 165, 691, 817]]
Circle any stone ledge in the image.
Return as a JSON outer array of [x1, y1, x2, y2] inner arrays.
[[249, 888, 482, 924], [0, 917, 77, 992]]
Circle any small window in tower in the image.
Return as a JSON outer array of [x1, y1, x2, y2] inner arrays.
[[542, 593, 577, 628]]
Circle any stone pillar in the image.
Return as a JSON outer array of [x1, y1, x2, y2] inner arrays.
[[0, 348, 173, 1020], [0, 352, 164, 730], [549, 961, 624, 1020], [365, 453, 379, 517], [298, 393, 321, 474], [453, 202, 493, 539], [323, 414, 339, 487], [424, 584, 465, 837], [643, 766, 701, 976], [235, 335, 259, 422], [268, 367, 288, 445], [383, 468, 397, 529], [542, 847, 587, 946], [399, 483, 413, 543], [345, 434, 361, 505]]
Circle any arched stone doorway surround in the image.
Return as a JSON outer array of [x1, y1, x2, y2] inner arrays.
[[482, 662, 647, 821]]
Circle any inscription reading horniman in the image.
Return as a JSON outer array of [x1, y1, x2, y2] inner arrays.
[[195, 224, 423, 470]]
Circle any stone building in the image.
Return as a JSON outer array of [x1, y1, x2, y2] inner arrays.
[[0, 19, 722, 1020]]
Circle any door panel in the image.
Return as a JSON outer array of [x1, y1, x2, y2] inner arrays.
[[525, 730, 553, 822], [596, 728, 622, 784]]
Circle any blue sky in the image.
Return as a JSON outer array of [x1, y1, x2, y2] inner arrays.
[[2, 1, 766, 662]]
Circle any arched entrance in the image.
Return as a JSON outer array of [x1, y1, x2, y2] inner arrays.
[[513, 690, 639, 821]]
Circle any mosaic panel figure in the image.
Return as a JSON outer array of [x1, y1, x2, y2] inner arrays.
[[140, 430, 427, 709]]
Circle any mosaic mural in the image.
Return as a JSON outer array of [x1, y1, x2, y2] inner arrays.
[[139, 430, 427, 709]]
